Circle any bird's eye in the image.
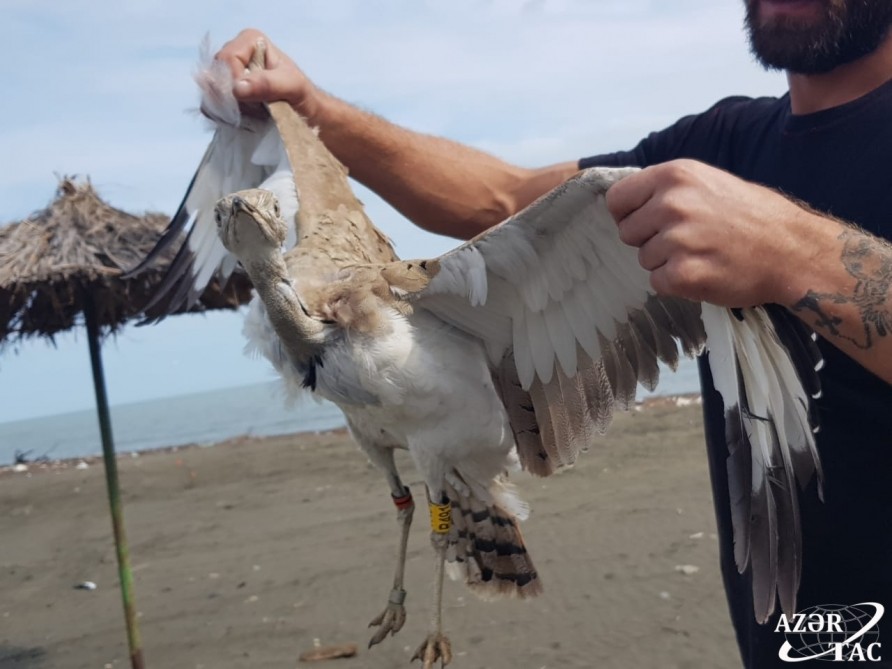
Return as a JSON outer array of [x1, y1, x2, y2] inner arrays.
[[273, 203, 281, 217], [214, 210, 222, 226]]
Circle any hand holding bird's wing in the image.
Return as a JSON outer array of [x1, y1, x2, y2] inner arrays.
[[215, 29, 321, 117], [125, 39, 299, 320]]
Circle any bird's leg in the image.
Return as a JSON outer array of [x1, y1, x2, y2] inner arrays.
[[411, 489, 453, 668], [368, 466, 415, 647]]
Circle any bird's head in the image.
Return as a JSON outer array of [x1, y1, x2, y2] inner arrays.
[[216, 188, 287, 259]]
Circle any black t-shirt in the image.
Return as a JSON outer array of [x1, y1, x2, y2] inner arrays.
[[580, 80, 892, 667]]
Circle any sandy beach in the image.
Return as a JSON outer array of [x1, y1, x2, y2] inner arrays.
[[1, 398, 741, 669]]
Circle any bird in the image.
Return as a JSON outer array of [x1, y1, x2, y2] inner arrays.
[[129, 38, 823, 666]]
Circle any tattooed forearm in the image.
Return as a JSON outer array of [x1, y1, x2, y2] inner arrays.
[[792, 228, 892, 350]]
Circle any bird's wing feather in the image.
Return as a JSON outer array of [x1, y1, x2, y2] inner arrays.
[[126, 41, 299, 320], [381, 167, 708, 473], [702, 303, 822, 622]]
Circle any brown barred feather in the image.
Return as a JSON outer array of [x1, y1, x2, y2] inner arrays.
[[444, 484, 542, 600], [599, 333, 638, 411], [490, 354, 553, 477]]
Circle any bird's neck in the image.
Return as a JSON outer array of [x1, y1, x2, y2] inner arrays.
[[244, 256, 326, 365]]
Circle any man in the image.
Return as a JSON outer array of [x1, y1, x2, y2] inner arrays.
[[215, 1, 892, 665]]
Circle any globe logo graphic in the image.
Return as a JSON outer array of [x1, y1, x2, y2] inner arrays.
[[780, 603, 883, 662]]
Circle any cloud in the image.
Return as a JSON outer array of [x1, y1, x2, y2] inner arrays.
[[0, 0, 787, 421], [3, 0, 783, 223]]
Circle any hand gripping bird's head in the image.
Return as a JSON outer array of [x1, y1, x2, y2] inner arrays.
[[216, 188, 287, 261]]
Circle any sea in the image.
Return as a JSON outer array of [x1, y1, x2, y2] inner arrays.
[[0, 359, 701, 466]]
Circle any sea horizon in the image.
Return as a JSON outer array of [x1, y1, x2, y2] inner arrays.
[[0, 380, 346, 466], [0, 359, 701, 466]]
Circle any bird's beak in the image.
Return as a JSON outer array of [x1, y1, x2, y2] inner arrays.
[[230, 195, 257, 219]]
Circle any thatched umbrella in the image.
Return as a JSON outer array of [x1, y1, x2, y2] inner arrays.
[[0, 178, 252, 668]]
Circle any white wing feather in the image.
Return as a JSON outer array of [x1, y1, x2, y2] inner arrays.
[[129, 41, 299, 318], [422, 167, 682, 391]]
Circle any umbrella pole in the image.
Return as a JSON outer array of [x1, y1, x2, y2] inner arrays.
[[84, 295, 146, 669]]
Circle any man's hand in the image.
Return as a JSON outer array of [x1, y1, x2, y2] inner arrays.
[[606, 159, 892, 383], [605, 159, 840, 308], [215, 29, 323, 121]]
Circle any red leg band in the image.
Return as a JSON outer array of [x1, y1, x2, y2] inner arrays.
[[392, 489, 414, 510]]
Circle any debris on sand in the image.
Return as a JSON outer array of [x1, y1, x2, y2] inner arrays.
[[674, 565, 700, 576], [298, 642, 358, 662]]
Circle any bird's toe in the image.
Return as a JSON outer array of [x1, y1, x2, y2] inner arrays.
[[368, 601, 407, 647], [411, 633, 452, 668]]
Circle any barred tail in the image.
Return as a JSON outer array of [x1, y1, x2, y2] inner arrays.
[[444, 481, 542, 599]]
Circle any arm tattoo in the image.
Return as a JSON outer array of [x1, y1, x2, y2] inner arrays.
[[792, 228, 892, 350]]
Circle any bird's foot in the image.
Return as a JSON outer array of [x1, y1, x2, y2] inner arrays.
[[368, 589, 407, 647], [411, 633, 452, 668]]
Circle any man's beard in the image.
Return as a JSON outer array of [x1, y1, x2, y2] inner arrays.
[[745, 0, 892, 74]]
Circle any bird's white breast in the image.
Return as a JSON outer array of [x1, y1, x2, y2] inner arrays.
[[243, 296, 514, 464]]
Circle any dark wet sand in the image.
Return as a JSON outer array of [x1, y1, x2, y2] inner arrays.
[[0, 397, 740, 669]]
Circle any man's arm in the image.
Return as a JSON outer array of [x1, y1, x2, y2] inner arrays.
[[215, 33, 892, 383], [607, 159, 892, 385], [216, 29, 578, 239]]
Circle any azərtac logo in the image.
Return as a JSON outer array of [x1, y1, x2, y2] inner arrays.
[[776, 603, 884, 663]]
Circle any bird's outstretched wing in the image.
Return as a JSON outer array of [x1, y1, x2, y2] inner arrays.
[[380, 166, 823, 622], [124, 39, 299, 320], [384, 167, 707, 470]]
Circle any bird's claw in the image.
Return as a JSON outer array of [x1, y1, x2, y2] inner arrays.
[[368, 596, 407, 647], [411, 633, 452, 668]]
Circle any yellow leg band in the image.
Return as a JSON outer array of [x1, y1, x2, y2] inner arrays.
[[429, 502, 452, 534]]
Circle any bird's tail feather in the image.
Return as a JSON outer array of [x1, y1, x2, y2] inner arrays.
[[443, 479, 542, 600]]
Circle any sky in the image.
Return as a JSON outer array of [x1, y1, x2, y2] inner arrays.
[[0, 0, 787, 422]]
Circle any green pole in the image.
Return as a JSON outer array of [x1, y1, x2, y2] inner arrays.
[[84, 293, 146, 669]]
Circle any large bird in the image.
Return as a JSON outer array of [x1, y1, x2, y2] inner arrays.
[[130, 39, 823, 666]]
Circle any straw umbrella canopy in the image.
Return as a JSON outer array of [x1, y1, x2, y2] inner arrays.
[[0, 177, 250, 342], [0, 177, 252, 669]]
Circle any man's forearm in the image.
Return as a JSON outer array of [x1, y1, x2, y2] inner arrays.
[[310, 91, 578, 239], [218, 30, 577, 239], [786, 224, 892, 384]]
